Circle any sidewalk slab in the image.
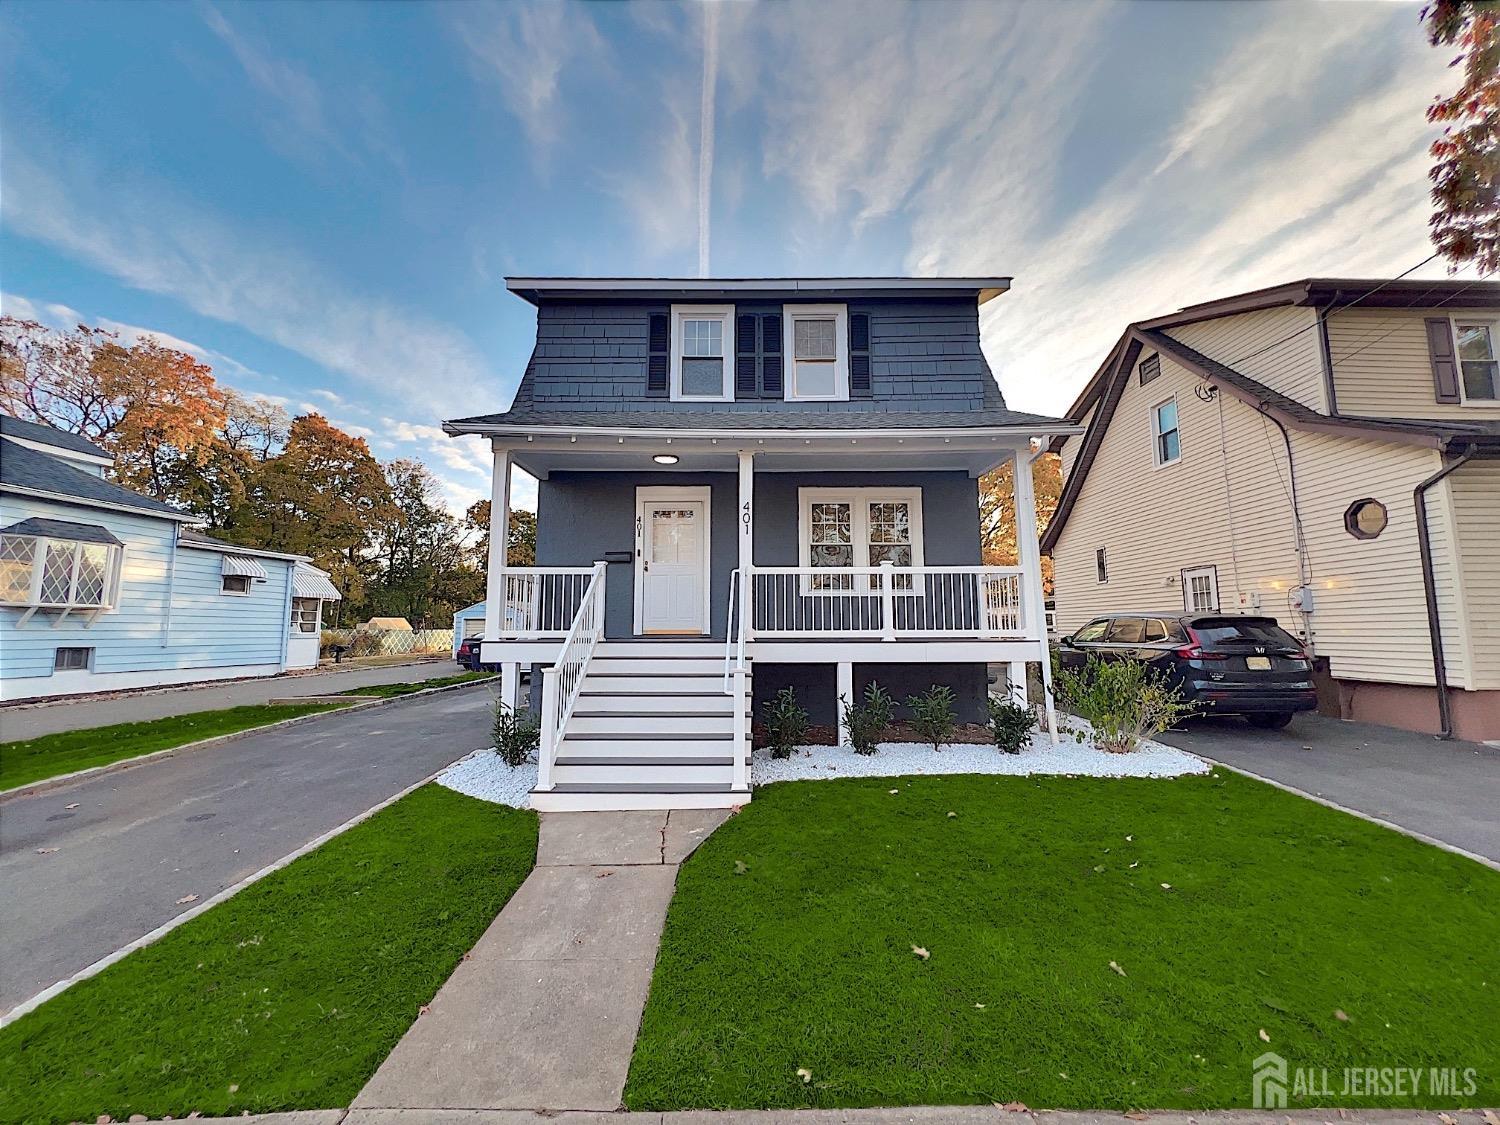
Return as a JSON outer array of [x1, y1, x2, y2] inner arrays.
[[479, 863, 678, 960], [538, 811, 668, 866], [664, 808, 733, 863], [340, 1110, 1494, 1125]]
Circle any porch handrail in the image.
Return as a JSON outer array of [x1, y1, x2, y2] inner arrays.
[[536, 560, 608, 792], [721, 566, 750, 792], [722, 567, 742, 694]]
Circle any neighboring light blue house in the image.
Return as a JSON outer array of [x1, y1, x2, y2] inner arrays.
[[0, 415, 341, 702], [452, 599, 487, 657], [443, 276, 1081, 811]]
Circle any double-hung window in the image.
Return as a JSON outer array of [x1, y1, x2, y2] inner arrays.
[[670, 305, 734, 401], [799, 487, 922, 593], [783, 304, 849, 401], [1454, 321, 1499, 401], [0, 532, 121, 611], [1152, 396, 1181, 466]]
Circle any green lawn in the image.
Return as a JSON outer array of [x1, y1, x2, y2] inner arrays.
[[0, 702, 352, 791], [626, 772, 1500, 1112], [338, 671, 495, 698], [0, 785, 536, 1125]]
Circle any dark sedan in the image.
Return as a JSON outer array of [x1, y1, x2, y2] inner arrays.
[[1057, 612, 1317, 729]]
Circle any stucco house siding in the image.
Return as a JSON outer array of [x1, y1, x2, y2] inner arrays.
[[1166, 305, 1326, 412], [1327, 307, 1500, 421]]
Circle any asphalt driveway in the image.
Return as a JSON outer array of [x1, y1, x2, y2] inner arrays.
[[0, 658, 466, 741], [1156, 712, 1500, 864], [0, 684, 495, 1013]]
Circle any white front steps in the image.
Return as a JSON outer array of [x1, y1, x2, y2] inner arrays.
[[531, 640, 751, 813]]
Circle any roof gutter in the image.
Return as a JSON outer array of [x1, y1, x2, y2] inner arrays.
[[1414, 443, 1478, 740], [444, 422, 1085, 442], [0, 483, 196, 523]]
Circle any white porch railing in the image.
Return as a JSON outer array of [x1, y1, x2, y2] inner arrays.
[[748, 563, 1028, 639], [536, 561, 608, 791], [497, 567, 598, 637]]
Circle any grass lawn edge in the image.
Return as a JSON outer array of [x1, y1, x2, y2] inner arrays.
[[0, 676, 495, 800]]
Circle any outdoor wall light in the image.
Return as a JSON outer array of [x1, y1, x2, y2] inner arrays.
[[653, 454, 680, 465]]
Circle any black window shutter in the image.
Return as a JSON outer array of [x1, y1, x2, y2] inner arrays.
[[760, 314, 783, 397], [1425, 318, 1461, 403], [736, 315, 758, 397], [647, 312, 669, 397], [849, 312, 872, 397]]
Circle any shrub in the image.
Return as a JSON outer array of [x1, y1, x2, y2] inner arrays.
[[761, 687, 810, 759], [491, 700, 541, 767], [1051, 654, 1196, 753], [906, 684, 957, 751], [987, 691, 1037, 753], [841, 682, 895, 755]]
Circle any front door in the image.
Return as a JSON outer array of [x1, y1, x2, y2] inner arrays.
[[636, 490, 710, 634]]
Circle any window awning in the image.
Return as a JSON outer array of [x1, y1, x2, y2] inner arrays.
[[221, 553, 268, 580], [0, 517, 123, 546], [292, 565, 341, 600]]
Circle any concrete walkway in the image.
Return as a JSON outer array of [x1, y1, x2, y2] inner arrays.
[[354, 808, 731, 1113], [0, 658, 461, 741]]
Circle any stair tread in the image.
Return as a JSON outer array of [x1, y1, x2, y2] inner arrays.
[[549, 782, 735, 794], [562, 731, 733, 741], [555, 756, 739, 766]]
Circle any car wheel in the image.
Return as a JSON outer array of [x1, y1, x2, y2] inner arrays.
[[1246, 712, 1294, 731]]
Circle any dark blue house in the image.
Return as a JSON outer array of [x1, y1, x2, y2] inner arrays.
[[445, 277, 1075, 810]]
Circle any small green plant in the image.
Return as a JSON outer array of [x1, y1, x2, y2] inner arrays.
[[987, 690, 1037, 754], [906, 684, 957, 751], [841, 682, 895, 755], [761, 687, 810, 759], [491, 699, 541, 767], [1051, 654, 1196, 753]]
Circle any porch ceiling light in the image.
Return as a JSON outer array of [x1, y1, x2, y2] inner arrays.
[[653, 454, 680, 465]]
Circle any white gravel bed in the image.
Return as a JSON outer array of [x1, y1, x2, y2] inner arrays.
[[752, 730, 1208, 784], [436, 748, 537, 807]]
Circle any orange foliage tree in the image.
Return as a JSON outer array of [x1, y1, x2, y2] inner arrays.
[[978, 452, 1062, 595]]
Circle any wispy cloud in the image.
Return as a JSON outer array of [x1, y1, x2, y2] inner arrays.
[[451, 0, 606, 167], [697, 2, 719, 277], [2, 142, 494, 424]]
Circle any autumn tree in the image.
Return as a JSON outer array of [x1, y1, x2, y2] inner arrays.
[[464, 499, 538, 566], [978, 453, 1062, 595], [171, 391, 291, 530], [0, 317, 228, 500], [366, 460, 484, 626], [232, 413, 394, 607], [1425, 0, 1499, 274]]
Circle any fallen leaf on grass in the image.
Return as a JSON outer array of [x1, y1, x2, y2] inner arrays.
[[176, 894, 199, 905], [418, 1005, 430, 1017], [1259, 1029, 1271, 1042], [796, 1067, 812, 1084], [912, 945, 930, 960], [1093, 864, 1106, 873], [1125, 835, 1133, 841], [227, 1084, 239, 1093], [36, 848, 58, 855], [947, 811, 957, 818], [1160, 883, 1172, 890], [995, 1102, 1029, 1112], [1334, 1009, 1349, 1022], [1129, 861, 1139, 869], [889, 789, 900, 795], [1108, 961, 1126, 977], [733, 860, 749, 875], [974, 1003, 986, 1009]]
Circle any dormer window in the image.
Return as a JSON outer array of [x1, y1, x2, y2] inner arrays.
[[670, 305, 734, 402], [784, 304, 849, 401]]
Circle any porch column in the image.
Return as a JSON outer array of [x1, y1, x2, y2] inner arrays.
[[1011, 445, 1059, 745], [836, 661, 853, 747], [737, 450, 755, 646], [483, 443, 513, 644], [1007, 662, 1028, 706], [500, 661, 520, 711]]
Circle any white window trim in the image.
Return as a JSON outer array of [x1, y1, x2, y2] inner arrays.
[[669, 304, 735, 403], [797, 486, 924, 596], [1181, 564, 1220, 613], [1151, 394, 1182, 468], [1450, 317, 1500, 406], [783, 303, 850, 402], [1095, 547, 1108, 584], [221, 574, 253, 597], [0, 534, 124, 612], [290, 596, 322, 633]]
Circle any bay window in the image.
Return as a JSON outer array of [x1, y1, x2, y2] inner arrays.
[[0, 531, 122, 611], [799, 487, 923, 592]]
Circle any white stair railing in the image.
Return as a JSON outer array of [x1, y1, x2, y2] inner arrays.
[[536, 560, 608, 791], [723, 567, 750, 794]]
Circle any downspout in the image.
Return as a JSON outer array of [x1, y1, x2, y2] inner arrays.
[[1315, 299, 1340, 415], [1415, 443, 1477, 740], [1251, 403, 1315, 645], [161, 523, 180, 648], [279, 561, 295, 673]]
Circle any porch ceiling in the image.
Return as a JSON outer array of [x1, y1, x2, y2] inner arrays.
[[502, 429, 1053, 480]]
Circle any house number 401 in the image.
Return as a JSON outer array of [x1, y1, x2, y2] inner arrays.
[[741, 501, 751, 532]]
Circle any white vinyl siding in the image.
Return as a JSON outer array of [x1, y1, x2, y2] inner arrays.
[[1448, 460, 1500, 689], [1167, 305, 1327, 412], [1327, 307, 1500, 421]]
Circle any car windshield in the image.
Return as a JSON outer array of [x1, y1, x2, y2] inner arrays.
[[1192, 618, 1300, 648]]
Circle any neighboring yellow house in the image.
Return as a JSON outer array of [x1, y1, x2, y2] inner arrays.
[[1043, 278, 1500, 743]]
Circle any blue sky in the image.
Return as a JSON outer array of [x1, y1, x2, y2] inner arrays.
[[0, 0, 1477, 512]]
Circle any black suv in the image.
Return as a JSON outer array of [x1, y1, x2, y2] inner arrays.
[[1056, 613, 1317, 729]]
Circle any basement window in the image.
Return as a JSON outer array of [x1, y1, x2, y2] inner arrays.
[[54, 646, 93, 672]]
